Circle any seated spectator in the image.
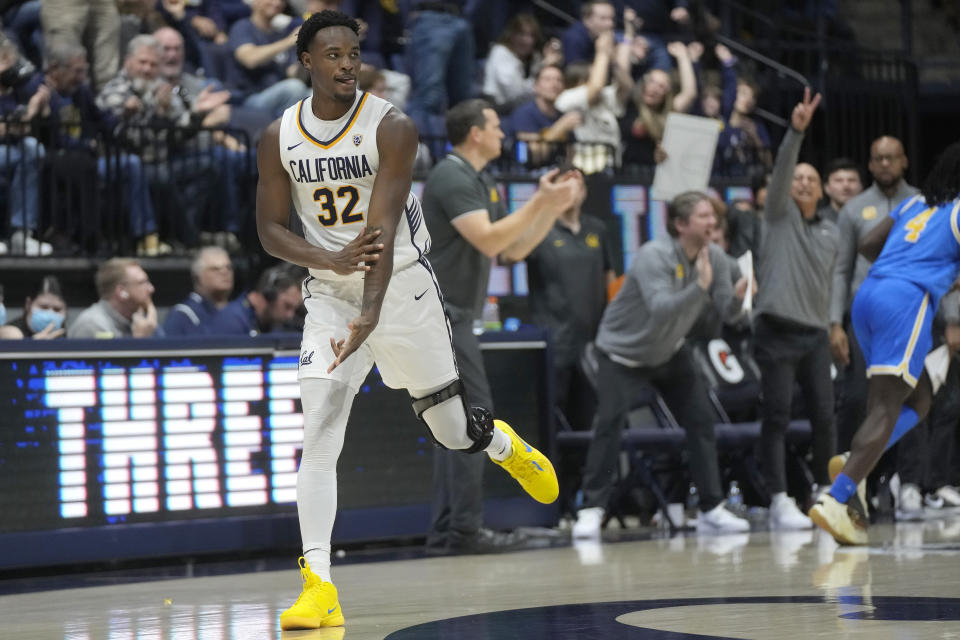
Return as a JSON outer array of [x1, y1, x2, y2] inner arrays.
[[524, 170, 615, 433], [98, 35, 231, 252], [555, 32, 633, 174], [207, 265, 302, 336], [228, 0, 309, 118], [619, 41, 695, 174], [41, 41, 162, 256], [716, 75, 771, 175], [158, 0, 233, 80], [4, 275, 67, 339], [817, 157, 863, 223], [118, 0, 203, 72], [560, 0, 615, 65], [482, 14, 561, 114], [0, 35, 50, 255], [68, 258, 160, 338], [162, 246, 234, 336]]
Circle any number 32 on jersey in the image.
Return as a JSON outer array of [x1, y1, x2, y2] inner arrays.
[[313, 185, 363, 226]]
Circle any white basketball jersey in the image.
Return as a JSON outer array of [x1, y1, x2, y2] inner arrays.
[[278, 91, 429, 282]]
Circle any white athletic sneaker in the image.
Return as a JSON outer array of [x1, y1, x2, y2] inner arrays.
[[572, 507, 604, 539], [935, 485, 960, 508], [9, 230, 52, 256], [769, 492, 813, 530], [897, 483, 925, 521], [696, 503, 750, 533]]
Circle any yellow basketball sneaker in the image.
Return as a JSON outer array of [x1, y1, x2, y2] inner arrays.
[[489, 420, 559, 504], [280, 558, 345, 630], [828, 452, 867, 513], [810, 493, 869, 546]]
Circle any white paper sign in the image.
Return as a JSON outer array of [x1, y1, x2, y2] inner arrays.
[[651, 113, 720, 202], [736, 250, 754, 313]]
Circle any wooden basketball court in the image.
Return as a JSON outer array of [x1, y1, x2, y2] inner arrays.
[[2, 518, 959, 639]]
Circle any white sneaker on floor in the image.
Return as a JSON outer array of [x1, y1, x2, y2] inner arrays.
[[9, 230, 52, 256], [572, 507, 604, 539], [769, 492, 813, 530], [935, 485, 960, 508], [897, 483, 925, 521], [696, 503, 750, 533]]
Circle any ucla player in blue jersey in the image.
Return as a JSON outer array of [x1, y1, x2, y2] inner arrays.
[[811, 142, 960, 545]]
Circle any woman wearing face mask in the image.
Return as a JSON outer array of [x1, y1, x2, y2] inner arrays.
[[5, 275, 67, 339]]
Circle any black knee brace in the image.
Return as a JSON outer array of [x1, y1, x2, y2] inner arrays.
[[410, 379, 494, 454]]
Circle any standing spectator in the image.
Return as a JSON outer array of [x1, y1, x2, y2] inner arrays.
[[716, 75, 771, 175], [40, 0, 119, 92], [162, 246, 234, 336], [753, 89, 836, 529], [619, 4, 676, 73], [4, 275, 67, 339], [420, 98, 578, 554], [571, 190, 751, 538], [619, 41, 696, 173], [817, 157, 863, 223], [829, 136, 917, 451], [555, 31, 634, 174], [0, 35, 50, 255], [68, 258, 160, 339], [207, 264, 302, 336], [2, 0, 42, 66], [525, 170, 616, 432], [560, 1, 615, 65], [481, 14, 561, 114], [404, 1, 476, 140], [228, 0, 309, 118]]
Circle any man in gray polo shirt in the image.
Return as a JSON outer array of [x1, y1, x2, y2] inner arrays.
[[829, 136, 917, 449], [68, 258, 160, 339], [572, 191, 751, 538], [421, 98, 579, 554], [753, 89, 836, 529]]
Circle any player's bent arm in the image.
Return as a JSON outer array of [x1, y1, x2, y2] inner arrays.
[[452, 193, 549, 259], [359, 109, 419, 322], [256, 120, 336, 270], [858, 215, 895, 262]]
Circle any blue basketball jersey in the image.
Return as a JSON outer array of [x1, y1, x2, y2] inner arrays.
[[868, 194, 960, 308]]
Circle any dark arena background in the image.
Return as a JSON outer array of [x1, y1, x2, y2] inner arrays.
[[1, 1, 960, 638]]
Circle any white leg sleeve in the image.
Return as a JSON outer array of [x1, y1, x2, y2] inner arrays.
[[298, 378, 354, 583]]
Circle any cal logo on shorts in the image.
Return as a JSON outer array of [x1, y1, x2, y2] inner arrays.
[[862, 206, 878, 220]]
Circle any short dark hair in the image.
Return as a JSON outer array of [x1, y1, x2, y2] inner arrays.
[[824, 157, 860, 179], [667, 191, 709, 237], [535, 63, 564, 82], [581, 0, 614, 19], [446, 98, 493, 146], [296, 10, 360, 62], [922, 141, 960, 207], [256, 265, 302, 303]]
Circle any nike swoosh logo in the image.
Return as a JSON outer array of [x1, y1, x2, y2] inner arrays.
[[327, 606, 338, 614], [287, 141, 304, 150], [414, 289, 429, 300]]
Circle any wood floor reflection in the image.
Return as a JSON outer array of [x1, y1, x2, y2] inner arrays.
[[2, 516, 960, 639]]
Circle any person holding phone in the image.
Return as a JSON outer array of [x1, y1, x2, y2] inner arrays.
[[68, 258, 161, 339]]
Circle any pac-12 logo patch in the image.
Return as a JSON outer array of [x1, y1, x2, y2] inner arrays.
[[300, 350, 314, 367], [352, 134, 363, 146]]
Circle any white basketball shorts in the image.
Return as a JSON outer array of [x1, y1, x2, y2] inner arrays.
[[297, 260, 459, 392]]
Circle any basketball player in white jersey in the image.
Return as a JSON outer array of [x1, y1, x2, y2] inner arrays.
[[256, 11, 563, 630]]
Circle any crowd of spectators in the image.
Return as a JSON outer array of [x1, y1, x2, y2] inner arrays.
[[0, 0, 775, 257]]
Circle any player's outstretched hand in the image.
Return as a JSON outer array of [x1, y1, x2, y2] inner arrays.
[[328, 315, 377, 373], [791, 86, 821, 132], [329, 228, 384, 275]]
